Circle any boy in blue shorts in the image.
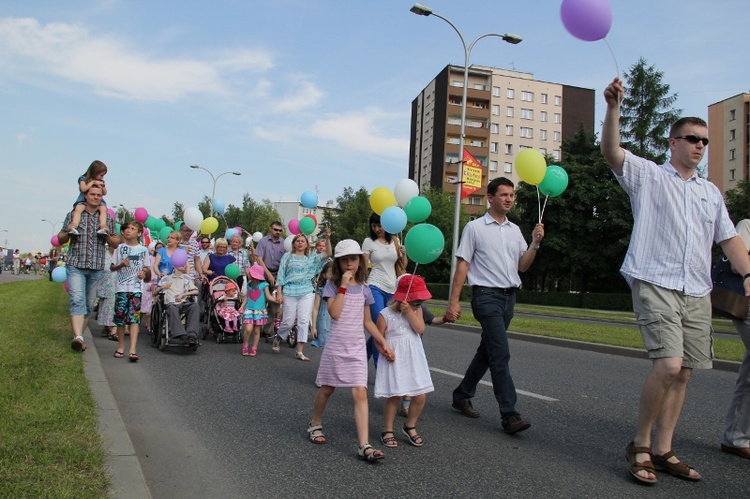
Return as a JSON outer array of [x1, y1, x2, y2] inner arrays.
[[111, 221, 150, 362]]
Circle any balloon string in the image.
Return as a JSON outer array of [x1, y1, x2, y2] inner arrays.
[[536, 186, 541, 224], [399, 263, 418, 316], [540, 194, 550, 223], [603, 36, 621, 106]]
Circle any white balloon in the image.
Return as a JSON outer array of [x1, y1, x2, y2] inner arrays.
[[245, 236, 253, 247], [394, 178, 420, 207], [283, 234, 295, 253], [252, 231, 263, 243], [183, 207, 204, 231]]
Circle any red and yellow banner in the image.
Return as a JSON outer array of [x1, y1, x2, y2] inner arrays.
[[461, 149, 483, 199]]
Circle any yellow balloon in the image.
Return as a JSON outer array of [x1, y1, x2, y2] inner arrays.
[[201, 216, 219, 235], [57, 260, 65, 266], [515, 149, 547, 185], [369, 187, 397, 215]]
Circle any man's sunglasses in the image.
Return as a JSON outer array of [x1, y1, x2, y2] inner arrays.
[[674, 135, 709, 146]]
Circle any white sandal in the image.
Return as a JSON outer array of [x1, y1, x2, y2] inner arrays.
[[296, 352, 310, 361]]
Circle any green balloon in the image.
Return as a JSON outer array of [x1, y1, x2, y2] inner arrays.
[[299, 217, 316, 235], [153, 218, 167, 232], [538, 165, 569, 198], [404, 196, 432, 223], [145, 215, 158, 230], [175, 221, 183, 231], [225, 263, 240, 279], [404, 223, 445, 264], [115, 223, 121, 236], [159, 226, 173, 244]]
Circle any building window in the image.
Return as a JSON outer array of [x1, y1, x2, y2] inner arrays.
[[540, 129, 547, 140], [554, 95, 562, 106], [490, 160, 498, 172], [491, 123, 499, 134], [492, 86, 501, 97], [541, 93, 548, 104], [490, 142, 499, 153], [470, 139, 484, 147], [521, 108, 533, 120], [504, 144, 513, 155], [448, 137, 460, 145], [492, 105, 500, 115], [451, 79, 464, 88], [730, 109, 737, 121], [504, 162, 513, 173], [730, 149, 736, 160], [730, 129, 736, 140], [520, 127, 533, 138], [553, 131, 561, 142], [521, 91, 534, 102], [731, 169, 736, 180], [540, 147, 547, 155], [540, 111, 548, 122], [553, 150, 560, 160], [506, 107, 514, 117], [554, 113, 561, 123], [449, 98, 461, 106], [507, 88, 515, 99], [448, 117, 461, 126], [470, 102, 486, 109], [467, 196, 483, 205], [506, 125, 514, 136], [472, 83, 485, 90]]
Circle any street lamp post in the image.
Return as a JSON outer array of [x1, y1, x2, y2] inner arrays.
[[410, 3, 521, 297], [41, 219, 60, 234], [189, 165, 241, 216]]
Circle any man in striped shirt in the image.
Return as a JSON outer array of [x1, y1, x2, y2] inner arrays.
[[602, 77, 750, 484]]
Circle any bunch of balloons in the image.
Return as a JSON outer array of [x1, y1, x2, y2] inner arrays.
[[515, 148, 569, 223], [369, 179, 433, 235], [285, 190, 321, 237]]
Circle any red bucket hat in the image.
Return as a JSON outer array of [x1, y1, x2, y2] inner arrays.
[[392, 274, 432, 302]]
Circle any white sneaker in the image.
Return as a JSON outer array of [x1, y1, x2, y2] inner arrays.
[[68, 228, 80, 236]]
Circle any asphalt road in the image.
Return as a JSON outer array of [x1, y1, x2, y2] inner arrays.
[[92, 320, 748, 499]]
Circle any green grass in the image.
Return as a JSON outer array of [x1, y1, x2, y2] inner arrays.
[[428, 306, 747, 362], [0, 280, 108, 498]]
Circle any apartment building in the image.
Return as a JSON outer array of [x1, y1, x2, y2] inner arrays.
[[409, 64, 594, 214], [707, 93, 750, 194]]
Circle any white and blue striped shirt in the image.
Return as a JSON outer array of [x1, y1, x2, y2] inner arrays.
[[616, 150, 737, 297]]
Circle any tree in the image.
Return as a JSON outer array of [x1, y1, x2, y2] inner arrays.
[[724, 179, 750, 224], [224, 195, 282, 239], [620, 57, 681, 164], [513, 125, 632, 293], [171, 202, 185, 224], [325, 187, 372, 246]]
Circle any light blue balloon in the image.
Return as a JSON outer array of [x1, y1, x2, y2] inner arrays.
[[380, 206, 408, 235], [225, 228, 238, 240], [300, 191, 318, 209], [213, 199, 226, 215], [52, 266, 67, 283]]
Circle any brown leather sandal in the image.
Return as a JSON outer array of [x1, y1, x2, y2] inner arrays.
[[626, 441, 657, 485], [652, 451, 701, 481]]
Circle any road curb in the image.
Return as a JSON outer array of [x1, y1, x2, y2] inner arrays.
[[82, 327, 152, 499], [440, 323, 741, 374]]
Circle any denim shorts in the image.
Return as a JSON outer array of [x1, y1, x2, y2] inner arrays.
[[67, 266, 102, 317]]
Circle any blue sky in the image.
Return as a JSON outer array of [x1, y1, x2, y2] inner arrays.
[[2, 0, 748, 252]]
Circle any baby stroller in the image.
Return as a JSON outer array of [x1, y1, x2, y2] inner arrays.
[[204, 275, 243, 343]]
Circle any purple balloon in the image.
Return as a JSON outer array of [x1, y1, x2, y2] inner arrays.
[[171, 248, 188, 268], [560, 0, 612, 42]]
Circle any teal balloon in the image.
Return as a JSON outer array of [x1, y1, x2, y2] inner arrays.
[[175, 221, 183, 231], [115, 223, 121, 236], [299, 216, 316, 235], [538, 165, 569, 198], [404, 196, 432, 223], [404, 223, 445, 264], [145, 215, 158, 230], [225, 263, 240, 279], [153, 218, 167, 232], [159, 226, 173, 244]]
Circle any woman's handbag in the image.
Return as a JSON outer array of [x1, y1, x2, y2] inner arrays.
[[393, 237, 406, 277], [711, 255, 749, 320]]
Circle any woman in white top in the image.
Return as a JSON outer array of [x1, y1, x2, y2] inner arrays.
[[362, 212, 407, 367]]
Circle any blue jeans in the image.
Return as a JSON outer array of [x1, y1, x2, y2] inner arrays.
[[67, 265, 102, 317], [366, 285, 392, 368], [453, 287, 518, 418]]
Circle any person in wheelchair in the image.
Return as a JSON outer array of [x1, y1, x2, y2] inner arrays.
[[155, 264, 201, 346]]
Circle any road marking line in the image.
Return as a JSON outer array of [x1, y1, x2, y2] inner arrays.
[[429, 367, 559, 402]]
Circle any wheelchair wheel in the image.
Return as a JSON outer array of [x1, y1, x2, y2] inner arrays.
[[287, 324, 298, 348], [150, 302, 162, 347], [158, 320, 168, 351]]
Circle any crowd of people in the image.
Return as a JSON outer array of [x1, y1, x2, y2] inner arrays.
[[48, 76, 750, 472]]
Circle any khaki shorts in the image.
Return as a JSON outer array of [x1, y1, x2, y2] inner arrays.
[[632, 280, 713, 369]]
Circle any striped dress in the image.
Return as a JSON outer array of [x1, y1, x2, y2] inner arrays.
[[315, 282, 374, 388]]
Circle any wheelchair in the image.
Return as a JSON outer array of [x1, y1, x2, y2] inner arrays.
[[150, 293, 200, 352]]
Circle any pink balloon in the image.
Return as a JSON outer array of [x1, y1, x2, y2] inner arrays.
[[134, 207, 149, 223], [288, 219, 300, 235], [50, 235, 61, 247], [64, 282, 69, 293], [107, 208, 116, 219], [560, 0, 612, 42], [234, 226, 242, 235]]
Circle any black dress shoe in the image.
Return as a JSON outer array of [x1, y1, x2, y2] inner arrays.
[[452, 399, 480, 418]]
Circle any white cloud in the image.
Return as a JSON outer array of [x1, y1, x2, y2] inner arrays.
[[310, 107, 408, 158], [277, 80, 324, 111], [15, 132, 28, 146], [0, 17, 274, 102]]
